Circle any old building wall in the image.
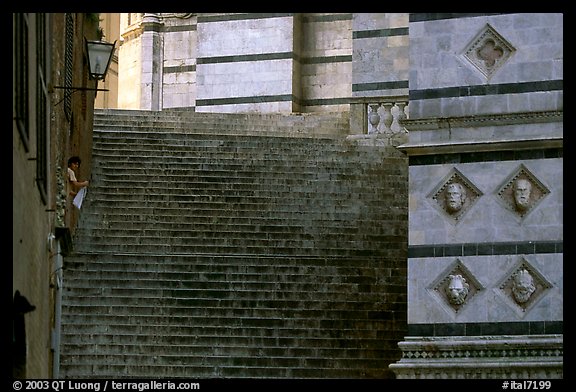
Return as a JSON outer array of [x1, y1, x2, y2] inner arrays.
[[195, 13, 303, 113], [350, 13, 409, 134], [116, 13, 412, 116], [161, 14, 198, 109], [300, 13, 352, 113], [94, 13, 121, 109], [13, 12, 100, 378], [117, 13, 143, 109]]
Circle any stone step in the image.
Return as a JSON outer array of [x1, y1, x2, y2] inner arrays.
[[89, 158, 385, 171], [90, 142, 376, 157], [60, 305, 390, 323], [93, 109, 351, 138], [84, 187, 395, 200], [61, 294, 394, 310], [94, 109, 351, 124], [73, 222, 394, 236], [93, 109, 350, 124], [74, 204, 389, 218], [61, 279, 388, 297], [58, 362, 389, 379], [61, 286, 395, 305], [88, 170, 387, 182], [81, 198, 388, 211], [69, 241, 402, 258], [82, 186, 400, 203], [72, 229, 397, 245], [60, 342, 390, 359], [91, 140, 387, 155], [62, 253, 391, 270], [75, 216, 392, 231], [90, 145, 366, 161], [58, 338, 387, 356], [91, 133, 344, 146], [94, 124, 350, 137], [90, 149, 393, 165]]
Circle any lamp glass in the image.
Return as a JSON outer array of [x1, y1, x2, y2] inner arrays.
[[86, 40, 115, 80]]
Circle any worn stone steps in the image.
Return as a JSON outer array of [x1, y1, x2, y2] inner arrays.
[[60, 109, 408, 378]]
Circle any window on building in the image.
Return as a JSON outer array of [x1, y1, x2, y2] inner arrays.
[[14, 13, 29, 152], [64, 13, 74, 121], [36, 13, 48, 204]]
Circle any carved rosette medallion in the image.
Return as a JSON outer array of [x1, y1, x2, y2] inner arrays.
[[428, 259, 484, 314], [496, 164, 550, 219], [496, 257, 552, 315], [463, 24, 516, 79], [428, 168, 482, 223]]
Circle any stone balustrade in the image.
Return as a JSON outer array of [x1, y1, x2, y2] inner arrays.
[[348, 96, 409, 146], [365, 97, 409, 134]]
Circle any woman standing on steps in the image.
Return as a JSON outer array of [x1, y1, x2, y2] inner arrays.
[[67, 156, 89, 198], [66, 156, 89, 227]]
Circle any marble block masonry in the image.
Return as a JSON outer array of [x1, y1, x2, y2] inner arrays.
[[390, 13, 562, 378]]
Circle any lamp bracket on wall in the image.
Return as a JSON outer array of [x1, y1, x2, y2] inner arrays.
[[51, 85, 109, 106]]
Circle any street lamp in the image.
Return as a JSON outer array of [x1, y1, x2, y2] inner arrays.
[[85, 38, 116, 81], [51, 38, 116, 104]]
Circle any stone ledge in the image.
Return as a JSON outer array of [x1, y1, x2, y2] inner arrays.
[[402, 110, 563, 132], [397, 137, 563, 156], [389, 334, 563, 379]]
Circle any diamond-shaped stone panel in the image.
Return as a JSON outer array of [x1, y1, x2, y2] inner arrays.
[[428, 259, 484, 314], [497, 257, 552, 313], [428, 168, 483, 223], [463, 23, 515, 78], [496, 164, 550, 219]]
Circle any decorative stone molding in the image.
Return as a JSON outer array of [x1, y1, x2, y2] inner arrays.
[[463, 23, 516, 79], [401, 111, 563, 132], [162, 13, 195, 19], [141, 13, 162, 25], [397, 139, 564, 158], [427, 259, 484, 315], [496, 257, 553, 316], [428, 168, 483, 223], [389, 335, 563, 379], [496, 164, 550, 219]]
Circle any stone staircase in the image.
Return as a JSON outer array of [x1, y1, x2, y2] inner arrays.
[[59, 109, 408, 378]]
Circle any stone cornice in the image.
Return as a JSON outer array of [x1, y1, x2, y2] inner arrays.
[[120, 23, 143, 45], [402, 110, 563, 132], [397, 137, 563, 156], [389, 334, 564, 378]]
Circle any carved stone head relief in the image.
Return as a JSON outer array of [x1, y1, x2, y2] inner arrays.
[[429, 168, 483, 223], [511, 268, 536, 304], [445, 274, 469, 306], [429, 259, 484, 314], [496, 164, 550, 219], [497, 258, 552, 314]]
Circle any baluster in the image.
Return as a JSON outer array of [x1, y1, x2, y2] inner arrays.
[[381, 102, 394, 133], [396, 101, 408, 132], [368, 104, 380, 134]]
